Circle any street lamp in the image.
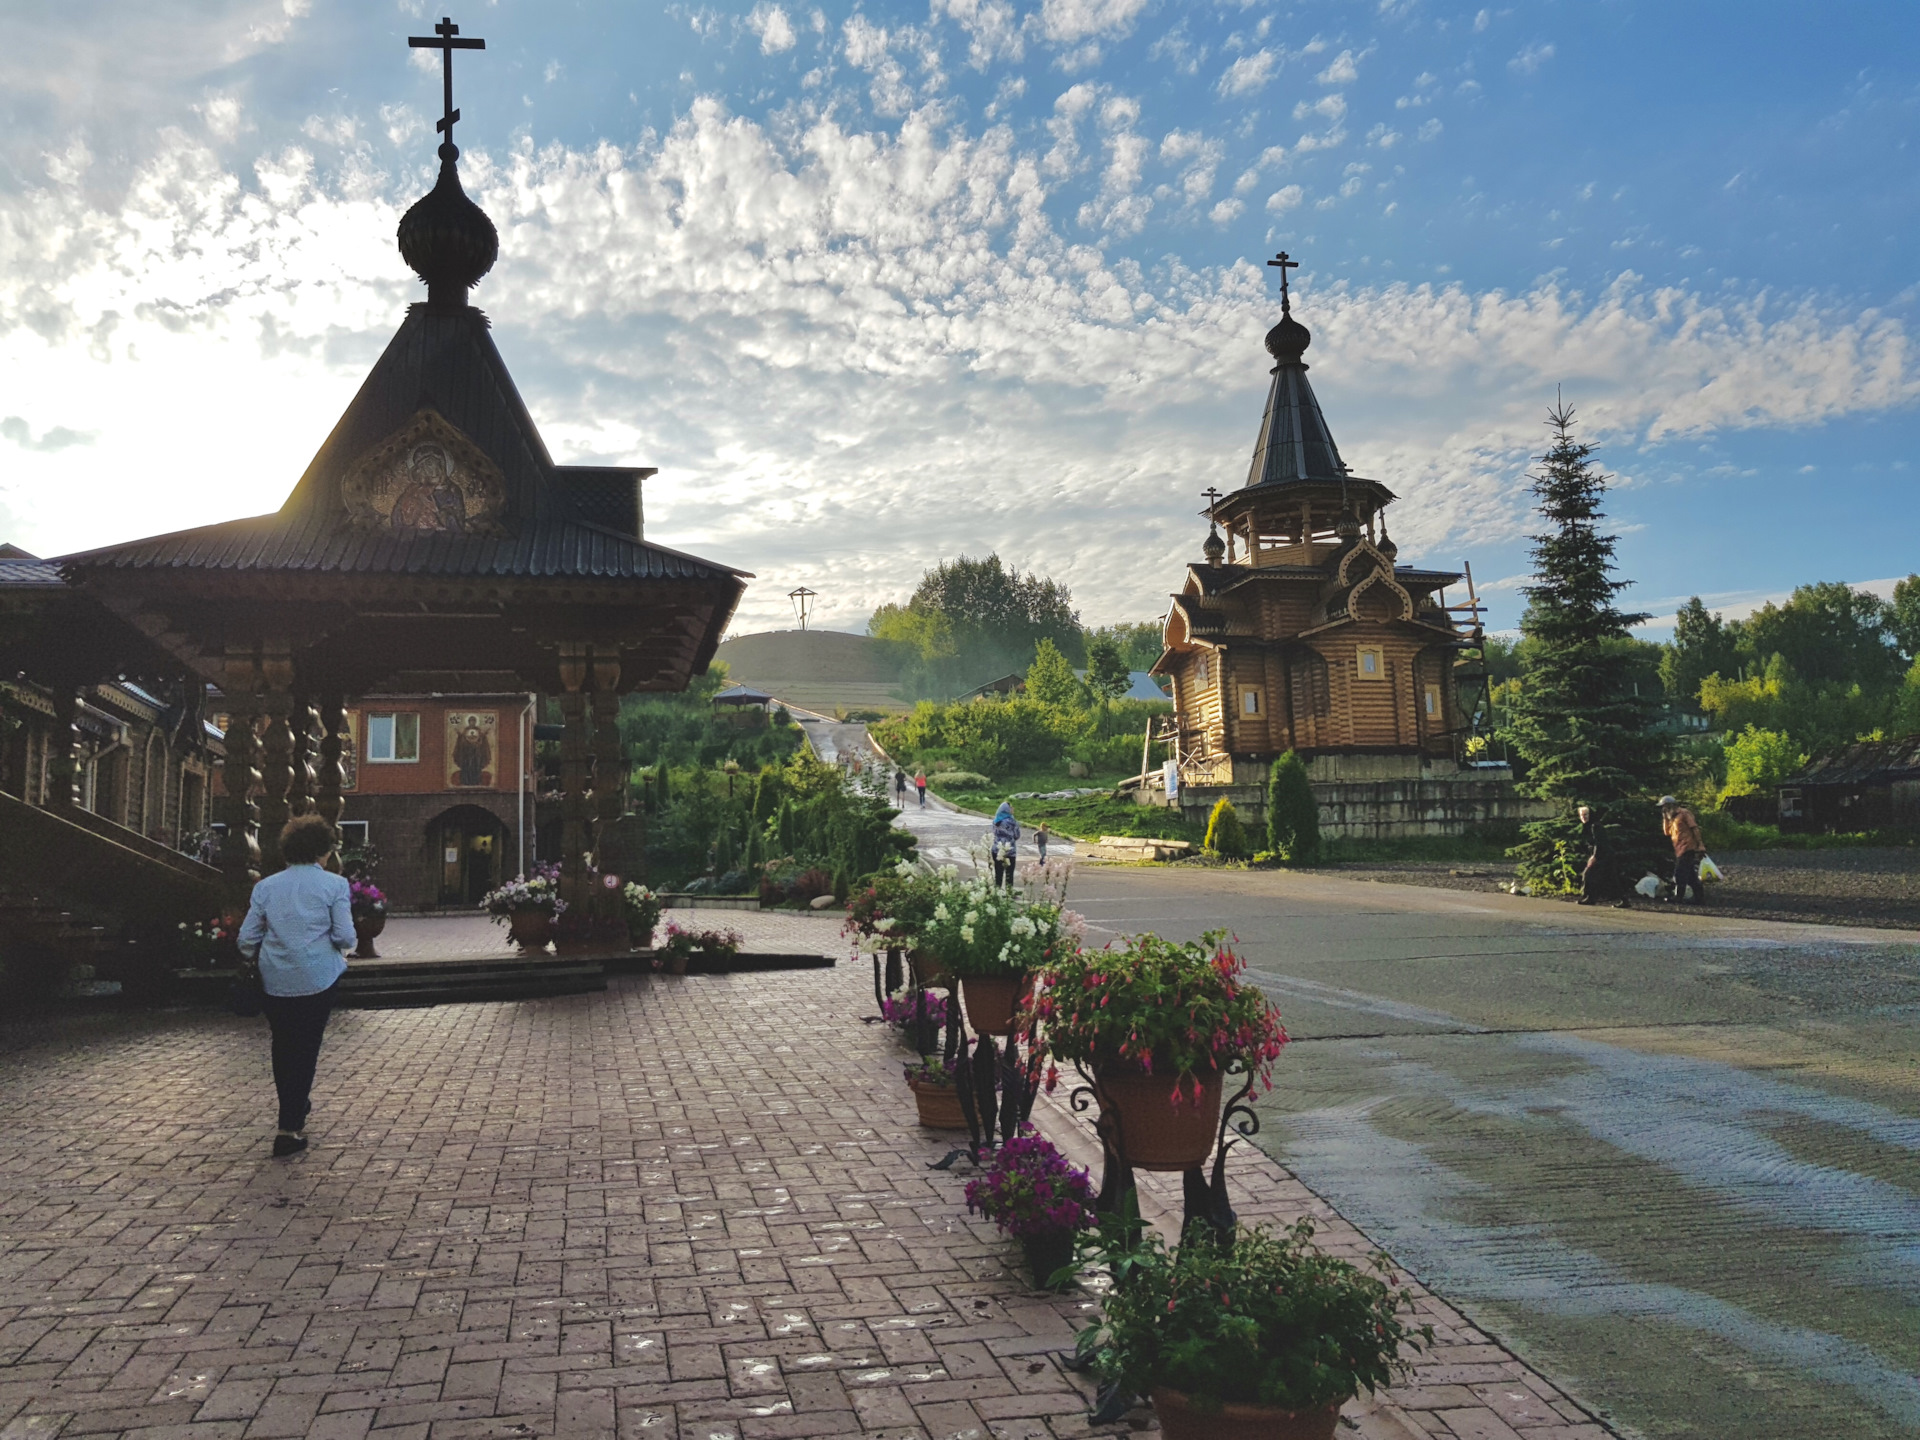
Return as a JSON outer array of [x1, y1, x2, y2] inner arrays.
[[788, 586, 817, 631]]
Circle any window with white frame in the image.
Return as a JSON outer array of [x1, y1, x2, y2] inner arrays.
[[1242, 688, 1262, 716], [366, 712, 420, 763], [1356, 647, 1385, 681]]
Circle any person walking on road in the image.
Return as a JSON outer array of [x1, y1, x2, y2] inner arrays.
[[238, 814, 355, 1157], [1574, 803, 1628, 908], [894, 768, 907, 808], [914, 769, 927, 808], [1661, 795, 1707, 904], [1035, 822, 1050, 865], [990, 801, 1021, 888]]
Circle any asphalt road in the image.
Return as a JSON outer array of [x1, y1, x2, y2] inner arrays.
[[1064, 864, 1920, 1440]]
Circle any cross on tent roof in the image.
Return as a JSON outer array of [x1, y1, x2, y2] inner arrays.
[[409, 16, 485, 155], [1266, 251, 1299, 314], [1200, 485, 1224, 514]]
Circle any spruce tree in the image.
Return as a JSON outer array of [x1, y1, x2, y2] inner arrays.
[[1508, 401, 1668, 891], [1266, 750, 1321, 864], [1203, 798, 1250, 858]]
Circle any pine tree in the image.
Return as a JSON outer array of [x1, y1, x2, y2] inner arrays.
[[1266, 751, 1321, 864], [1508, 401, 1668, 891]]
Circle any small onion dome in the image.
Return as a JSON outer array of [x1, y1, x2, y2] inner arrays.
[[1335, 505, 1361, 540], [398, 143, 500, 308], [1377, 525, 1399, 562], [1203, 524, 1227, 567], [1264, 312, 1311, 364]]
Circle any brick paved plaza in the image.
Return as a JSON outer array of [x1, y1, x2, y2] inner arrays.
[[1, 919, 1609, 1439]]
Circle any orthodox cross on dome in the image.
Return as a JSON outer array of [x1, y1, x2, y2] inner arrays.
[[1200, 485, 1225, 514], [409, 16, 486, 155], [1266, 251, 1299, 314]]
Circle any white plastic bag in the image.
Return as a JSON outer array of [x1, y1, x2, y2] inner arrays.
[[1699, 855, 1724, 883], [1635, 873, 1663, 898]]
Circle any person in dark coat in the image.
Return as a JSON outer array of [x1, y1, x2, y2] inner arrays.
[[1575, 804, 1629, 908]]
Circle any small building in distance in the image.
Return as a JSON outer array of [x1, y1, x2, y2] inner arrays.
[[1777, 735, 1920, 833], [1147, 259, 1541, 839]]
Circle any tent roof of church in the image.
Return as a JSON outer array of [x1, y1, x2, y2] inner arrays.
[[1245, 312, 1349, 489], [61, 304, 744, 585]]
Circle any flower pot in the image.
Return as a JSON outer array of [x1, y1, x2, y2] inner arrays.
[[1150, 1388, 1341, 1440], [960, 974, 1026, 1036], [350, 910, 386, 959], [909, 948, 949, 988], [1019, 1229, 1077, 1291], [664, 948, 690, 976], [1094, 1068, 1224, 1172], [908, 1077, 968, 1129], [507, 909, 554, 951]]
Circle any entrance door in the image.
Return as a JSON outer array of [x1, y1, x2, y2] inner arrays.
[[434, 811, 503, 906]]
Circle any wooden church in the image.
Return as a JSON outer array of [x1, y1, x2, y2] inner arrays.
[[1151, 257, 1538, 839]]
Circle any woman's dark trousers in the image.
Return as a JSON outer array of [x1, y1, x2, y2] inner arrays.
[[261, 987, 335, 1132]]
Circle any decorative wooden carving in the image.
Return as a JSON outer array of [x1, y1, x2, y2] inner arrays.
[[316, 696, 346, 871], [591, 652, 625, 929], [339, 409, 508, 536], [257, 647, 296, 874], [557, 642, 594, 917], [221, 649, 264, 902]]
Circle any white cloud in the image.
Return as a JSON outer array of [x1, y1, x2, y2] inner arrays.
[[1217, 49, 1278, 96], [1, 103, 1914, 634], [1293, 93, 1348, 124], [1418, 117, 1444, 141], [1510, 41, 1555, 75], [1037, 0, 1150, 45], [1208, 197, 1244, 225], [1367, 123, 1401, 149], [197, 94, 245, 143], [1474, 8, 1491, 32], [932, 0, 1023, 68], [1315, 49, 1359, 85], [749, 3, 797, 54], [841, 16, 917, 116], [1266, 184, 1304, 214]]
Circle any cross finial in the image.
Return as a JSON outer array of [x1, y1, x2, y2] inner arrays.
[[1200, 486, 1225, 513], [1266, 251, 1299, 314], [409, 16, 486, 158]]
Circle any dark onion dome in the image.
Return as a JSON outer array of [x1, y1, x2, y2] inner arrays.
[[398, 143, 499, 308], [1264, 312, 1311, 365], [1377, 525, 1399, 562], [1203, 524, 1227, 566], [1335, 505, 1362, 541]]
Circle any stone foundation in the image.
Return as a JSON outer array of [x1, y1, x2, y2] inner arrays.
[[1135, 759, 1549, 840]]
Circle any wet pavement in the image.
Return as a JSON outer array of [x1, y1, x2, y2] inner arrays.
[[1064, 864, 1920, 1440]]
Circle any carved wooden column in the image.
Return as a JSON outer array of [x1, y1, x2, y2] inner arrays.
[[557, 643, 594, 919], [315, 697, 348, 867], [256, 646, 296, 874], [220, 649, 264, 904], [288, 695, 319, 819], [590, 652, 626, 929], [43, 682, 83, 811]]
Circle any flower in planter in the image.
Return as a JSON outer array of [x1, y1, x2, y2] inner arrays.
[[177, 917, 236, 966], [902, 1053, 960, 1089], [919, 875, 1075, 979], [657, 922, 745, 967], [1028, 929, 1288, 1094], [480, 869, 567, 925], [880, 990, 952, 1033], [963, 1126, 1096, 1239], [622, 882, 662, 946], [1073, 1215, 1431, 1418], [347, 879, 387, 916]]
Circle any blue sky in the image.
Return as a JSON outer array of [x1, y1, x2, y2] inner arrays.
[[1, 0, 1915, 636]]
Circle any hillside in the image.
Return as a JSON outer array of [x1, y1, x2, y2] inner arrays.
[[714, 629, 909, 715]]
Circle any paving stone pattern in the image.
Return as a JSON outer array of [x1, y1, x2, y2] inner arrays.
[[1, 945, 1609, 1439]]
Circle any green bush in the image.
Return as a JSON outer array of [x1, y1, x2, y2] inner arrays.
[[1204, 798, 1250, 858], [929, 771, 992, 789], [1266, 751, 1321, 864], [1719, 724, 1805, 804]]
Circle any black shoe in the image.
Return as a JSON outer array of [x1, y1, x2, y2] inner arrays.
[[272, 1133, 308, 1158], [1576, 897, 1596, 906]]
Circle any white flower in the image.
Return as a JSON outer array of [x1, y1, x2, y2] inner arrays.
[[1011, 915, 1034, 938], [934, 903, 951, 922], [960, 926, 975, 944], [875, 917, 896, 933], [998, 942, 1012, 962], [963, 911, 978, 927]]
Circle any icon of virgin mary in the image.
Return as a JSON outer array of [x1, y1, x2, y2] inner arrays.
[[391, 444, 467, 532], [453, 716, 492, 787]]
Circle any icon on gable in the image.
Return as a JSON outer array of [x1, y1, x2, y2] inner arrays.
[[340, 409, 508, 535]]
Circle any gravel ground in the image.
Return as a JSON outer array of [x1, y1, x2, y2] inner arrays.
[[1323, 845, 1920, 931]]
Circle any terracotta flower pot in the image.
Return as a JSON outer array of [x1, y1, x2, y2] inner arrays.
[[1094, 1068, 1224, 1172], [1020, 1229, 1076, 1291], [350, 910, 386, 959], [908, 1077, 967, 1129], [909, 948, 950, 987], [960, 974, 1026, 1036], [507, 909, 554, 951], [663, 948, 690, 976], [1150, 1388, 1341, 1440]]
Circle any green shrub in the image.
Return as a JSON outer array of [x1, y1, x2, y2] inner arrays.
[[1719, 724, 1805, 804], [1204, 798, 1250, 858], [1266, 750, 1321, 864], [929, 771, 992, 789]]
